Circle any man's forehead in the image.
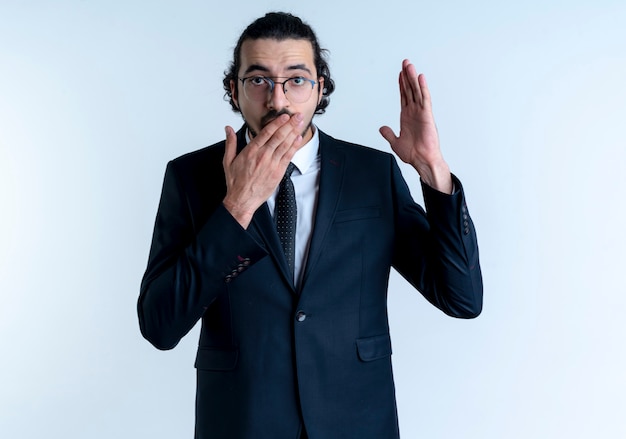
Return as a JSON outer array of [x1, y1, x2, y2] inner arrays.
[[239, 38, 315, 72]]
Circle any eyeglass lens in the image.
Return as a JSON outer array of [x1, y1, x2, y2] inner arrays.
[[243, 77, 314, 103]]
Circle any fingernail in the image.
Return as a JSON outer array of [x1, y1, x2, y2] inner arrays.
[[295, 113, 303, 122]]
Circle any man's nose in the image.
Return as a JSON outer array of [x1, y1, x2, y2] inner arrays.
[[268, 82, 289, 109]]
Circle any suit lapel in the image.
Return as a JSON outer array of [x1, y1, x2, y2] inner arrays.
[[248, 203, 295, 289], [301, 131, 345, 288], [236, 127, 295, 290]]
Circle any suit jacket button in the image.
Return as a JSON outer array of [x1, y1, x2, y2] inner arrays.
[[296, 311, 306, 322], [238, 256, 251, 266]]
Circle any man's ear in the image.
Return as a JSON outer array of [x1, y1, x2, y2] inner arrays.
[[317, 77, 325, 104], [230, 79, 239, 109]]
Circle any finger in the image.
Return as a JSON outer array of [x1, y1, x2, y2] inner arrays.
[[399, 67, 415, 107], [276, 112, 304, 141], [266, 112, 303, 149], [277, 133, 304, 167], [418, 73, 431, 108], [249, 113, 291, 149], [223, 125, 237, 166], [272, 114, 305, 160], [379, 125, 397, 146], [403, 60, 422, 105], [398, 71, 408, 108]]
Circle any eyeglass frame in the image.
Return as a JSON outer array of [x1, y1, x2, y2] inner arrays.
[[238, 76, 318, 102]]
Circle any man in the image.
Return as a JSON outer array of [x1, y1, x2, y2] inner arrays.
[[138, 11, 482, 439]]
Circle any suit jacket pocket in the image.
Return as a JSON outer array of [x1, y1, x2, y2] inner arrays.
[[194, 347, 239, 371], [356, 334, 392, 362], [334, 207, 381, 223]]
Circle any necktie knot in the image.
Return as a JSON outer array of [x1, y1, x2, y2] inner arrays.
[[283, 162, 297, 180]]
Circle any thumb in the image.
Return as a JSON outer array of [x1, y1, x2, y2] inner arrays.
[[223, 126, 237, 165], [379, 126, 397, 146]]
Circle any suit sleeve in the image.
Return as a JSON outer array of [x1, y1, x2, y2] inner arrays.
[[391, 159, 483, 318], [137, 160, 268, 350]]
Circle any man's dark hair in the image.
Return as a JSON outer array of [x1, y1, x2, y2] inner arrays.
[[223, 12, 335, 114]]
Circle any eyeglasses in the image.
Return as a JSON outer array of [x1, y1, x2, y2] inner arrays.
[[239, 76, 317, 103]]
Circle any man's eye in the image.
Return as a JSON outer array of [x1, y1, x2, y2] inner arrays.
[[250, 76, 267, 86], [290, 77, 306, 86]]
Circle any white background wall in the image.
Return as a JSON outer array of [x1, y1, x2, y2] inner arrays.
[[1, 1, 625, 437]]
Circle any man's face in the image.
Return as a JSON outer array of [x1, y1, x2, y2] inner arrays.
[[230, 38, 324, 143]]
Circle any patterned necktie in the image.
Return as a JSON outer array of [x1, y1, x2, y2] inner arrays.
[[275, 162, 297, 281]]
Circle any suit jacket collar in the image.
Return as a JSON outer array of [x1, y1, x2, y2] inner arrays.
[[301, 130, 345, 289]]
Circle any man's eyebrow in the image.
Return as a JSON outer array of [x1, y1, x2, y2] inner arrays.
[[243, 64, 270, 75], [243, 63, 313, 76], [286, 64, 313, 75]]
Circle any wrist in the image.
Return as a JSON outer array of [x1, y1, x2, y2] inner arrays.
[[223, 197, 255, 229], [413, 159, 452, 194]]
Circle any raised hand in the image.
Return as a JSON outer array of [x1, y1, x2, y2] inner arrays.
[[380, 59, 452, 194], [222, 113, 305, 228]]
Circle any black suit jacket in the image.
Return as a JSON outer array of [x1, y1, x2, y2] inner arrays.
[[138, 127, 482, 439]]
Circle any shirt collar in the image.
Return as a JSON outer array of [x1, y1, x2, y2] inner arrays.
[[291, 125, 319, 175]]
